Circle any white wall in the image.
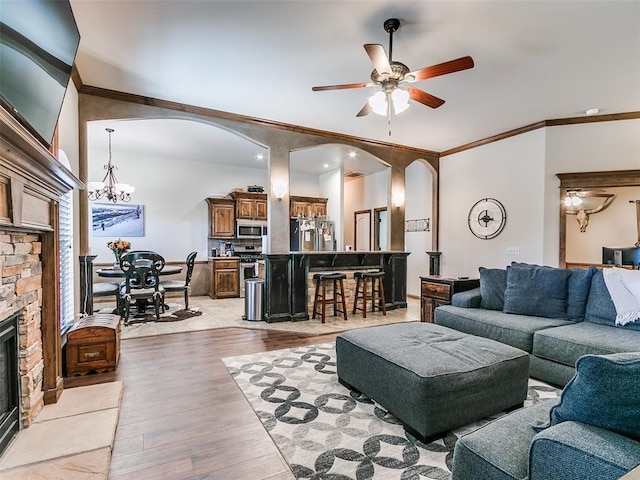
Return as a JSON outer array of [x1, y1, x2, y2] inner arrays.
[[88, 150, 268, 262], [319, 168, 343, 248], [440, 129, 546, 277], [439, 119, 640, 277], [343, 170, 390, 250], [289, 172, 320, 196], [405, 160, 432, 296], [57, 84, 81, 312]]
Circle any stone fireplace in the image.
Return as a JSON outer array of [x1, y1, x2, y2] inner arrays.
[[0, 105, 82, 455], [0, 232, 45, 428]]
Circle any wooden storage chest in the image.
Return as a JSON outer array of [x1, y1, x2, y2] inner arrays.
[[65, 314, 121, 376]]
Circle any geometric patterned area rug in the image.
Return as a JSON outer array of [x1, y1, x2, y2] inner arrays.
[[222, 343, 561, 480]]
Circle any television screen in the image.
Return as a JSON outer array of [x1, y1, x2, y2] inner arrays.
[[0, 0, 80, 147], [602, 247, 640, 266]]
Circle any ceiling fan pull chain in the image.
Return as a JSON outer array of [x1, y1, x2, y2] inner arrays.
[[387, 91, 392, 136]]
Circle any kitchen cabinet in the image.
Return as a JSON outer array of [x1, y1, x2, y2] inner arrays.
[[289, 195, 328, 218], [206, 198, 235, 238], [230, 192, 267, 221], [420, 276, 479, 323], [210, 258, 239, 298]]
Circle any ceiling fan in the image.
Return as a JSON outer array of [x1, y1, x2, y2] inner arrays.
[[312, 18, 474, 119]]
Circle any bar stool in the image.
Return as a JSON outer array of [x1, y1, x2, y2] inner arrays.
[[312, 272, 348, 323], [352, 271, 386, 318]]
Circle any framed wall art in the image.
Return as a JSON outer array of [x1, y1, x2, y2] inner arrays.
[[92, 203, 144, 237]]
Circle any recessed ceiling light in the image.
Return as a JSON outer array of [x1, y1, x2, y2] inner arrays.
[[348, 151, 357, 158], [323, 163, 329, 168], [585, 108, 599, 116], [255, 153, 264, 160]]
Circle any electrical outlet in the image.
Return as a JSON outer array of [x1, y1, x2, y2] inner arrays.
[[506, 247, 520, 255]]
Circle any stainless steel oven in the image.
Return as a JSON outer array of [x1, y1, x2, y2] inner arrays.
[[236, 246, 263, 298], [239, 259, 258, 298]]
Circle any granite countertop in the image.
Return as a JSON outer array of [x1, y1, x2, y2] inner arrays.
[[262, 251, 407, 255]]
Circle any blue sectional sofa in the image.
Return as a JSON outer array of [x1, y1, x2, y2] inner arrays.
[[433, 263, 640, 479], [452, 352, 640, 480], [434, 264, 640, 387]]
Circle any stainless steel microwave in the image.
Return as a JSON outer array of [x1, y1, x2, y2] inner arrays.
[[236, 220, 267, 239]]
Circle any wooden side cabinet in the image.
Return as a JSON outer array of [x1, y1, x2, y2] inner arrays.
[[210, 258, 239, 298], [207, 198, 235, 238], [420, 276, 479, 323]]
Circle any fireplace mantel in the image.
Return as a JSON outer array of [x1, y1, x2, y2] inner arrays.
[[0, 104, 83, 412]]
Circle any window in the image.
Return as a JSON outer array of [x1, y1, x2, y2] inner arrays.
[[59, 190, 74, 334]]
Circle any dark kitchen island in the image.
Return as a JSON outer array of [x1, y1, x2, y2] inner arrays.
[[262, 251, 409, 323]]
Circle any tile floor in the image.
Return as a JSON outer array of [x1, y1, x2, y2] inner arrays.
[[0, 382, 123, 479]]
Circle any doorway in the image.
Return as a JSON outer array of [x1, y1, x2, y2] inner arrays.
[[354, 210, 371, 251], [374, 207, 388, 251]]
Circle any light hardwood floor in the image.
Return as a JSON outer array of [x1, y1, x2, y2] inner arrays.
[[65, 327, 343, 479]]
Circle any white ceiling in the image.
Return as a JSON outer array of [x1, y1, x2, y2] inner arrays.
[[71, 0, 640, 174]]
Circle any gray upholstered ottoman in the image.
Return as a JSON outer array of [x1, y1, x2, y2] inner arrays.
[[336, 323, 530, 442]]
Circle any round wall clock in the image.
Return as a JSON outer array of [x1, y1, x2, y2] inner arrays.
[[468, 198, 507, 239]]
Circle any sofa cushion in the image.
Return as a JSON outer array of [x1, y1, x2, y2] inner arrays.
[[435, 305, 572, 353], [452, 400, 556, 480], [585, 270, 640, 331], [532, 321, 640, 368], [566, 265, 598, 322], [510, 262, 595, 321], [503, 265, 569, 319], [479, 267, 507, 311], [548, 352, 640, 441], [530, 421, 640, 480]]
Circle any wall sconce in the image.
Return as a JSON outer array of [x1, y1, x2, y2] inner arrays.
[[565, 189, 616, 232], [393, 192, 405, 208], [272, 182, 287, 200]]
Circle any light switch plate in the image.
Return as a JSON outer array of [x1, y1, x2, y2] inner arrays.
[[506, 247, 520, 255]]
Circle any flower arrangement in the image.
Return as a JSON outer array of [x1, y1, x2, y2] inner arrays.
[[107, 238, 131, 263]]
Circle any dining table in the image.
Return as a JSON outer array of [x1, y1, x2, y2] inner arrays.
[[96, 264, 183, 278], [96, 264, 183, 316]]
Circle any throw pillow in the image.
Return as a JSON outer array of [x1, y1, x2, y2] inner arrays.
[[548, 353, 640, 441], [479, 267, 507, 311], [503, 265, 569, 319], [510, 262, 596, 321]]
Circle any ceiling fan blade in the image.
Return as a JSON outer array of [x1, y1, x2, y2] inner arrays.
[[364, 44, 391, 77], [408, 56, 474, 82], [408, 87, 445, 109], [312, 82, 372, 91], [356, 102, 372, 117]]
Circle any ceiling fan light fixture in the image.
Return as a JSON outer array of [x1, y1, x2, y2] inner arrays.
[[368, 91, 388, 116], [391, 88, 410, 114]]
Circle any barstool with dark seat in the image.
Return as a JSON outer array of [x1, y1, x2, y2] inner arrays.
[[312, 272, 348, 323], [352, 271, 386, 318]]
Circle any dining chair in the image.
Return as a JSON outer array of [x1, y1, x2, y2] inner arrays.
[[92, 281, 120, 314], [160, 251, 197, 310], [118, 251, 166, 324]]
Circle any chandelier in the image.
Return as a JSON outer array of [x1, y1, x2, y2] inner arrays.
[[87, 128, 134, 203]]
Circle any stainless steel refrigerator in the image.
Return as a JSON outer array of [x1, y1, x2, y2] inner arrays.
[[290, 218, 316, 251], [315, 219, 335, 251]]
